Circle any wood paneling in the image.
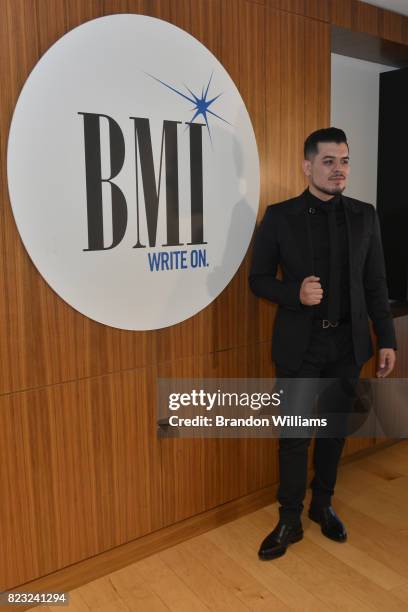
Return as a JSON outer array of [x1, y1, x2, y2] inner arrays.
[[64, 0, 101, 31], [331, 24, 408, 68], [264, 7, 282, 209], [1, 0, 406, 591], [356, 1, 380, 38], [381, 8, 404, 45], [257, 6, 282, 344], [305, 0, 330, 22], [329, 0, 408, 46], [0, 367, 161, 589], [159, 344, 278, 526], [330, 0, 353, 30], [190, 0, 221, 56], [266, 0, 329, 22], [267, 1, 408, 46], [4, 440, 399, 611], [304, 18, 330, 136], [36, 0, 67, 53], [279, 11, 307, 201]]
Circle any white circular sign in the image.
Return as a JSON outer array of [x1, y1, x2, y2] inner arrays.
[[7, 14, 260, 330]]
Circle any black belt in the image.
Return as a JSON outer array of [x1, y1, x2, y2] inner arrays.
[[312, 315, 351, 329]]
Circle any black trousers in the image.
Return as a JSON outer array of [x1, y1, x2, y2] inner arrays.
[[275, 319, 362, 525]]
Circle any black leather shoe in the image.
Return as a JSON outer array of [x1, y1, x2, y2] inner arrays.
[[308, 506, 347, 542], [258, 522, 303, 560]]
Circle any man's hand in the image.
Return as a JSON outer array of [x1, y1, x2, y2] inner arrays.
[[300, 275, 323, 306], [376, 348, 396, 377]]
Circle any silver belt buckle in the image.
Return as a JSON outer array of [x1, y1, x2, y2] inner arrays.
[[322, 319, 338, 328]]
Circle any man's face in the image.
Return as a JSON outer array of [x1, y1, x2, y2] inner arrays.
[[302, 141, 350, 198]]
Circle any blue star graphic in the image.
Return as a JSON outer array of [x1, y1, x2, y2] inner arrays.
[[145, 72, 231, 142]]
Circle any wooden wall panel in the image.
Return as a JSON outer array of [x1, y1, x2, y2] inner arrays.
[[380, 8, 404, 45], [1, 0, 405, 591], [35, 0, 67, 52], [257, 6, 281, 345], [304, 18, 330, 138], [0, 0, 221, 398], [264, 8, 282, 210], [266, 0, 329, 22], [344, 436, 375, 456], [209, 0, 266, 354], [304, 0, 330, 22], [329, 0, 408, 46], [159, 344, 278, 526], [64, 0, 101, 30], [0, 5, 12, 393], [279, 11, 305, 200], [0, 0, 158, 395], [355, 1, 380, 37], [241, 1, 266, 205], [190, 0, 221, 56], [1, 0, 44, 395], [0, 367, 162, 589], [266, 1, 408, 46], [329, 0, 353, 29]]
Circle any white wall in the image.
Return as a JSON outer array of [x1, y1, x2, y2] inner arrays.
[[330, 54, 396, 206]]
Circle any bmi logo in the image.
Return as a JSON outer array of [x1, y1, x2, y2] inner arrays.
[[7, 14, 259, 329], [78, 73, 228, 272]]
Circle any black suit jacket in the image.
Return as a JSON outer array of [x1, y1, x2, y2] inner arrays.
[[249, 190, 397, 370]]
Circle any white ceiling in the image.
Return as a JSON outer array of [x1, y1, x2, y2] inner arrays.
[[365, 0, 408, 18]]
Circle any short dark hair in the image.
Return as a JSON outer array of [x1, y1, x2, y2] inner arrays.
[[304, 127, 349, 159]]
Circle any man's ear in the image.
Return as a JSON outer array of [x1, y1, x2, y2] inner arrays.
[[302, 159, 311, 178]]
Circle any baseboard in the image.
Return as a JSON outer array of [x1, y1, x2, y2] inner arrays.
[[6, 438, 400, 611]]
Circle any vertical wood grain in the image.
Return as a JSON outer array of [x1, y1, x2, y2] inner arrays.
[[64, 0, 100, 31], [355, 1, 380, 37], [380, 8, 404, 45], [304, 18, 330, 139], [159, 344, 277, 527], [279, 10, 305, 200], [304, 0, 330, 22], [35, 0, 67, 52], [209, 0, 266, 353], [0, 368, 162, 588], [265, 0, 329, 22], [1, 0, 404, 591], [257, 5, 281, 344], [329, 0, 353, 29]]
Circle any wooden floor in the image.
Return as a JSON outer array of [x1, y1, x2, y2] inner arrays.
[[37, 440, 408, 611]]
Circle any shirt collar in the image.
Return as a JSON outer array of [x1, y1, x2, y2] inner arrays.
[[306, 188, 341, 210]]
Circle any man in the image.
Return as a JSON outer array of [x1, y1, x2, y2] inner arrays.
[[249, 127, 396, 560]]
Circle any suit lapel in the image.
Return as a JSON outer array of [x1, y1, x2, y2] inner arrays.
[[288, 191, 315, 276], [342, 196, 364, 270]]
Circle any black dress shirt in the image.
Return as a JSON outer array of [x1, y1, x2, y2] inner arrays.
[[305, 189, 350, 320]]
